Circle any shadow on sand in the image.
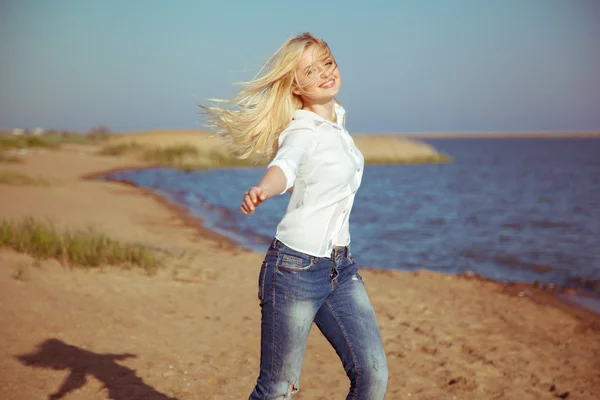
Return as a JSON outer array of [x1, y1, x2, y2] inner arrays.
[[15, 338, 179, 400]]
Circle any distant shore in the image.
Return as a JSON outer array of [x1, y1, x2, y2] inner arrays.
[[99, 129, 453, 170], [396, 131, 600, 139]]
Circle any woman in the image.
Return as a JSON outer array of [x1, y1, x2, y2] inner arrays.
[[202, 32, 388, 400]]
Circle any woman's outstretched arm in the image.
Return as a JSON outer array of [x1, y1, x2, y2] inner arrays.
[[240, 166, 286, 214], [240, 128, 317, 215]]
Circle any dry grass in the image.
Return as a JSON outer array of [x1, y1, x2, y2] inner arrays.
[[0, 171, 50, 186], [0, 136, 61, 150], [0, 217, 163, 273], [0, 133, 109, 151], [97, 142, 144, 156], [140, 144, 258, 169], [99, 129, 451, 170]]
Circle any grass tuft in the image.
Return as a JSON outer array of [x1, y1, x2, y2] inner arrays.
[[0, 136, 60, 150], [143, 145, 260, 170], [0, 217, 163, 273], [141, 144, 200, 164], [99, 141, 259, 170], [0, 171, 50, 186], [0, 133, 107, 151], [98, 142, 144, 156]]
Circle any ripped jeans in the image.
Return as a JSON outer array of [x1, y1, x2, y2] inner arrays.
[[249, 239, 388, 400]]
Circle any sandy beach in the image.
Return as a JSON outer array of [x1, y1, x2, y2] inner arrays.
[[1, 143, 599, 400]]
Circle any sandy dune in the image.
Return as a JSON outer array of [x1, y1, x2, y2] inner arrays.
[[104, 129, 449, 167], [0, 144, 599, 400]]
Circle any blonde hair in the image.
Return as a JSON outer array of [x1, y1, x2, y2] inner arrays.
[[199, 32, 336, 161]]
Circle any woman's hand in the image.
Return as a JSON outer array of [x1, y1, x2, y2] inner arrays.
[[240, 186, 269, 215]]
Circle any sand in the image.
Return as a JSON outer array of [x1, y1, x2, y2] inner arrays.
[[0, 144, 599, 400], [103, 129, 449, 167]]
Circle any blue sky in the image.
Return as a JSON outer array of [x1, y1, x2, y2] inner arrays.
[[1, 0, 599, 134]]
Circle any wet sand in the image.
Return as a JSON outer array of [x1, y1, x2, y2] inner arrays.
[[0, 144, 599, 399]]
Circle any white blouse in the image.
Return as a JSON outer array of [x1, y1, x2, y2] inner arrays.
[[267, 103, 364, 257]]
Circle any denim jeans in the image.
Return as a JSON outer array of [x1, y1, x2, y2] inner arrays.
[[249, 239, 388, 399]]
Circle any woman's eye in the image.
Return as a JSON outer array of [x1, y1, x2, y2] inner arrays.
[[326, 61, 333, 66]]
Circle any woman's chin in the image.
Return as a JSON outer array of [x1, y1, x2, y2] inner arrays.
[[325, 84, 341, 97], [317, 87, 341, 102]]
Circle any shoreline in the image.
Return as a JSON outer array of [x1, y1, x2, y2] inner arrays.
[[2, 145, 600, 399], [82, 165, 244, 253], [84, 163, 600, 320]]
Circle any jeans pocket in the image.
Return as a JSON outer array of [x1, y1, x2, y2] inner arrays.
[[276, 252, 315, 273], [258, 261, 267, 302]]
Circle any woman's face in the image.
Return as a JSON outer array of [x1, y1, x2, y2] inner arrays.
[[293, 44, 341, 105]]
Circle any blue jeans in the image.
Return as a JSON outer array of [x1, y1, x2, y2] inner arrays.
[[249, 239, 388, 399]]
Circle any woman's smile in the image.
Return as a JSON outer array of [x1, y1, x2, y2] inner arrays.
[[319, 78, 336, 89]]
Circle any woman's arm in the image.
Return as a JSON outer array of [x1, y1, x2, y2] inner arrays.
[[240, 127, 317, 215], [258, 165, 287, 197], [240, 166, 286, 215]]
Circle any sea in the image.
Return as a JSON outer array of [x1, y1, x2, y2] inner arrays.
[[101, 137, 600, 311]]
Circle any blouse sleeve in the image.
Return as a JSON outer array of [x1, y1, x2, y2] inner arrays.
[[267, 128, 318, 194]]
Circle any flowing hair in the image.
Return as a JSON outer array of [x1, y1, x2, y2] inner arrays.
[[199, 32, 336, 161]]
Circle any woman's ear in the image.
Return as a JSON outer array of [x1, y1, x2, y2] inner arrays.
[[292, 84, 301, 96]]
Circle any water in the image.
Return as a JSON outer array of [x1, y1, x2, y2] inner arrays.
[[102, 138, 600, 298]]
